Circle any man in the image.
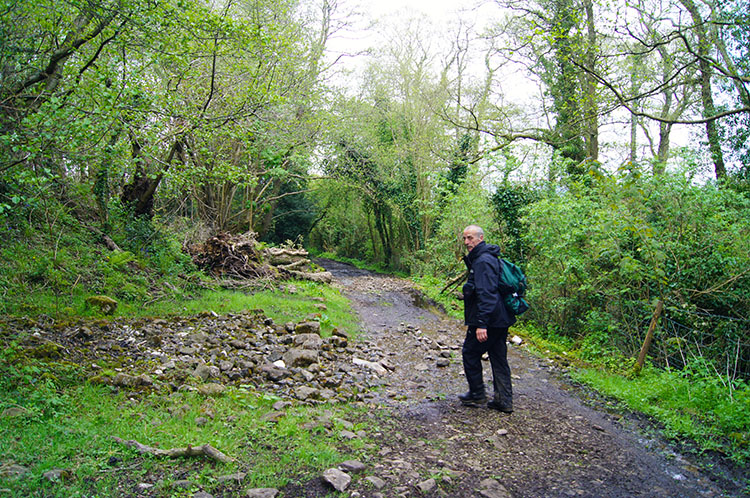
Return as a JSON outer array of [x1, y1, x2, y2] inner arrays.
[[459, 225, 515, 413]]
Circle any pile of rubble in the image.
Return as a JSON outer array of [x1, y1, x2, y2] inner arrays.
[[4, 309, 389, 404]]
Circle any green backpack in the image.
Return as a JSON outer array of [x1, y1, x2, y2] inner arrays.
[[498, 258, 529, 315]]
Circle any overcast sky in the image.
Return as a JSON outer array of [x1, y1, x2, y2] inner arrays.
[[326, 0, 498, 84]]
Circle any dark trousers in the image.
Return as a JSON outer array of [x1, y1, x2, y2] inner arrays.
[[462, 327, 512, 404]]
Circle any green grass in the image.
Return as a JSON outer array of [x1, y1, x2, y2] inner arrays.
[[570, 365, 750, 465], [0, 211, 360, 340], [509, 323, 750, 467], [0, 213, 201, 319], [140, 281, 360, 338], [410, 274, 464, 320], [0, 372, 373, 497]]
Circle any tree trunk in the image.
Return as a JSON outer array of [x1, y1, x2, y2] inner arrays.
[[122, 138, 181, 217], [583, 0, 599, 162], [259, 179, 283, 238], [679, 0, 726, 180]]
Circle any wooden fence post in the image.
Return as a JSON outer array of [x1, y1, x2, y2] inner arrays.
[[635, 299, 664, 374]]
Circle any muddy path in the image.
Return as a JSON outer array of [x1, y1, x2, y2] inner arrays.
[[317, 259, 744, 498]]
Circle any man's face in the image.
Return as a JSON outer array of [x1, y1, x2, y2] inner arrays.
[[462, 229, 483, 252]]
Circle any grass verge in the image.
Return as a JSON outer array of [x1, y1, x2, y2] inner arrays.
[[570, 365, 750, 466], [139, 280, 360, 339], [0, 381, 372, 497]]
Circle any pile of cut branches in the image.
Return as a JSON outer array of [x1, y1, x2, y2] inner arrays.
[[188, 232, 331, 284]]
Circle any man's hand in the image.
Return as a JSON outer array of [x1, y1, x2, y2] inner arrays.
[[476, 327, 488, 342]]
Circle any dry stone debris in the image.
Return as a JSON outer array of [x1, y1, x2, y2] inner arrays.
[[216, 472, 246, 483], [0, 309, 397, 410], [42, 468, 71, 482], [478, 478, 512, 498], [366, 475, 386, 489], [322, 467, 351, 491], [0, 464, 29, 480], [172, 479, 193, 489], [416, 477, 437, 493], [338, 459, 366, 473], [245, 488, 278, 498]]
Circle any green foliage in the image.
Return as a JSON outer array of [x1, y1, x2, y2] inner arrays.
[[572, 363, 750, 465], [0, 340, 82, 425], [522, 170, 750, 377], [411, 274, 464, 319], [718, 0, 750, 175], [406, 168, 501, 279], [491, 183, 542, 262], [515, 323, 750, 465], [260, 177, 318, 245], [0, 193, 202, 317], [308, 179, 377, 263]]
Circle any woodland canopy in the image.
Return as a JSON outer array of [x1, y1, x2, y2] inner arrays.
[[1, 0, 749, 384]]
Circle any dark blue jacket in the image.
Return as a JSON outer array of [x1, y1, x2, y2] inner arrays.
[[463, 241, 515, 329]]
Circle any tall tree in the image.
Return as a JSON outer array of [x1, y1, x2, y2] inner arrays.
[[567, 0, 749, 180], [678, 0, 726, 179]]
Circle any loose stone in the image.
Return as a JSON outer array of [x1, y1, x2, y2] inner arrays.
[[339, 460, 366, 473], [366, 476, 386, 489], [417, 478, 437, 493], [245, 488, 279, 498], [322, 468, 351, 492]]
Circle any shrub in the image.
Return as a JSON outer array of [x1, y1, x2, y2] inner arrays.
[[522, 170, 750, 378]]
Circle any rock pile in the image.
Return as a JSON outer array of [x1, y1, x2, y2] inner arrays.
[[2, 309, 389, 404]]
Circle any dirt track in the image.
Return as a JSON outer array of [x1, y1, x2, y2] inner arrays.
[[318, 259, 745, 498]]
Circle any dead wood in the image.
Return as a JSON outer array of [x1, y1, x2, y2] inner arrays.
[[187, 232, 332, 284], [112, 436, 233, 464], [284, 269, 333, 283], [440, 271, 468, 294], [263, 247, 310, 266], [82, 222, 122, 252], [189, 232, 265, 279], [103, 235, 121, 252], [277, 259, 307, 271]]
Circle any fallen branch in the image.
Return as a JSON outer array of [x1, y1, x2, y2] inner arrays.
[[440, 271, 467, 294], [277, 259, 307, 271], [112, 436, 234, 464], [263, 247, 310, 265], [285, 269, 333, 283]]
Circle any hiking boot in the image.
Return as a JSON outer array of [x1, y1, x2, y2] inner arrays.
[[458, 391, 487, 407], [487, 399, 513, 413]]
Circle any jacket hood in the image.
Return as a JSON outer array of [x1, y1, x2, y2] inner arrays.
[[467, 241, 501, 261]]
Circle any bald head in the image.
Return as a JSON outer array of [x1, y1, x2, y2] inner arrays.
[[462, 225, 484, 252]]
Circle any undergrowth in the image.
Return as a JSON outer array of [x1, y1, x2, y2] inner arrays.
[[0, 204, 204, 318], [571, 365, 750, 466]]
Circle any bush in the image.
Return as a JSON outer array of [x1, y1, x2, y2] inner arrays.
[[522, 170, 750, 377]]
